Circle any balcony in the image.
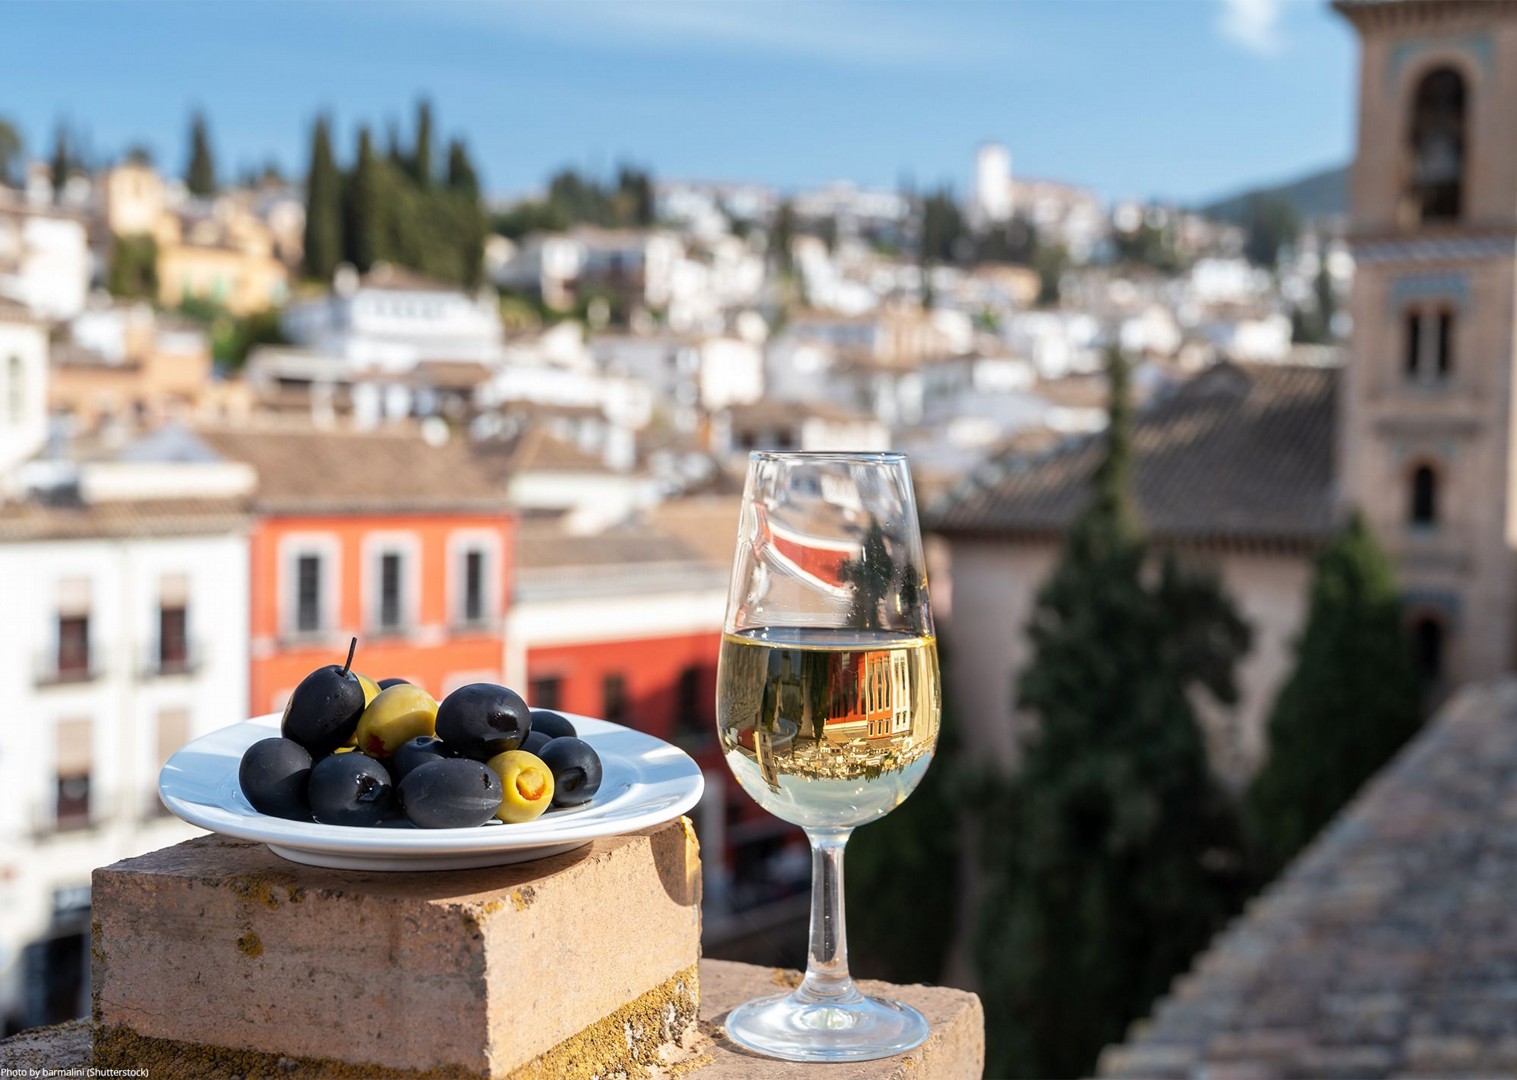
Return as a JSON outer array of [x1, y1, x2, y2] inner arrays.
[[32, 649, 101, 689], [141, 637, 206, 679]]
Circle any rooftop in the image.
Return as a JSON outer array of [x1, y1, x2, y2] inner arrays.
[[932, 362, 1338, 549], [195, 424, 506, 514], [1100, 679, 1517, 1079]]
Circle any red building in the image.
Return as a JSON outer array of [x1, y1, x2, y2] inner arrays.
[[197, 426, 515, 713]]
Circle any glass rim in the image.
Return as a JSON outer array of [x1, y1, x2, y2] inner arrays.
[[747, 450, 908, 463]]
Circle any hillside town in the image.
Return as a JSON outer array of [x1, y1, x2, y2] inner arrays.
[[0, 111, 1347, 1038]]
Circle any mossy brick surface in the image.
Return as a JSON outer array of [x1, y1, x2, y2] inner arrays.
[[89, 820, 701, 1078]]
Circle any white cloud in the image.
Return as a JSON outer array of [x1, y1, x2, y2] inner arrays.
[[1218, 0, 1284, 56]]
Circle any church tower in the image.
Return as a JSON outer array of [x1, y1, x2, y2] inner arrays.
[[1336, 0, 1517, 688]]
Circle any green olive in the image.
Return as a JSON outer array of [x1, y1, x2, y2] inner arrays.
[[354, 685, 438, 759], [486, 750, 555, 823], [343, 674, 383, 747]]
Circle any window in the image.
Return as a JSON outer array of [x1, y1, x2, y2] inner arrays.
[[1437, 310, 1454, 376], [55, 718, 91, 830], [1404, 308, 1453, 382], [1407, 67, 1466, 223], [528, 675, 563, 711], [464, 549, 487, 625], [1412, 616, 1444, 683], [1410, 464, 1439, 526], [159, 605, 188, 671], [296, 554, 322, 633], [379, 552, 403, 631], [674, 665, 711, 745], [56, 616, 89, 681], [1404, 311, 1422, 377], [603, 673, 629, 725], [6, 355, 22, 424]]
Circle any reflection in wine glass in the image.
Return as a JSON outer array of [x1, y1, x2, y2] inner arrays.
[[716, 451, 940, 1062]]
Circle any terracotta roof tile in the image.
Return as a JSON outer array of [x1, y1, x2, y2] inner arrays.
[[1099, 680, 1517, 1079], [932, 362, 1338, 547], [196, 425, 506, 514], [0, 497, 249, 541]]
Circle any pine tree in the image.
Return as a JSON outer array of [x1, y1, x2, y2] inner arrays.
[[976, 349, 1250, 1079], [770, 201, 795, 274], [1244, 514, 1422, 878], [186, 110, 216, 196], [447, 139, 479, 199], [302, 115, 342, 282], [345, 126, 381, 272], [412, 99, 434, 188]]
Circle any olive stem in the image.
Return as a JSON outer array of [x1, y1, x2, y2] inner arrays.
[[342, 636, 357, 676], [795, 827, 864, 1007]]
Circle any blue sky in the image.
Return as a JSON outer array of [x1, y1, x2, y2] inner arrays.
[[3, 0, 1355, 204]]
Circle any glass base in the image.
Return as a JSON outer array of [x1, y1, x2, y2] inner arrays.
[[724, 987, 930, 1062]]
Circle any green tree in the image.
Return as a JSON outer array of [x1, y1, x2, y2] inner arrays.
[[303, 115, 342, 282], [617, 165, 655, 227], [1242, 194, 1298, 268], [345, 126, 382, 272], [976, 349, 1251, 1078], [920, 187, 965, 265], [186, 110, 216, 196], [107, 233, 158, 300], [412, 99, 434, 188], [770, 200, 796, 274], [1243, 514, 1421, 879], [0, 118, 21, 188], [50, 124, 71, 204], [447, 138, 480, 199]]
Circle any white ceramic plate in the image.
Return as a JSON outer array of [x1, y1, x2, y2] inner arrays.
[[159, 713, 704, 871]]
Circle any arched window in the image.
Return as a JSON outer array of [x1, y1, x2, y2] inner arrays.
[[6, 355, 22, 425], [1411, 615, 1444, 683], [1407, 67, 1467, 223], [1410, 464, 1439, 526]]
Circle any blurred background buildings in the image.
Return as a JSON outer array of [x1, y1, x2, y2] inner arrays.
[[3, 1, 1503, 1075]]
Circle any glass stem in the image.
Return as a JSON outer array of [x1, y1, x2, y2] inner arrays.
[[798, 827, 862, 1004]]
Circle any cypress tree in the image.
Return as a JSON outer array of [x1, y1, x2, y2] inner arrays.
[[976, 348, 1250, 1079], [0, 119, 21, 189], [186, 110, 216, 196], [302, 115, 342, 282], [346, 125, 381, 272], [50, 124, 70, 204], [1244, 514, 1422, 878], [446, 138, 479, 199], [412, 99, 433, 188]]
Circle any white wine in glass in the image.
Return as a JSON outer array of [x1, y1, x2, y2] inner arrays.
[[717, 451, 940, 1062]]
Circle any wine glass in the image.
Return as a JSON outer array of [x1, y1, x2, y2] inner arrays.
[[716, 450, 941, 1062]]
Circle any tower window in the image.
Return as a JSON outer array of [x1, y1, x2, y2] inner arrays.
[[1404, 308, 1453, 382], [1407, 67, 1467, 223], [1436, 310, 1453, 376], [1404, 311, 1422, 377], [1410, 464, 1439, 526], [1411, 615, 1444, 683]]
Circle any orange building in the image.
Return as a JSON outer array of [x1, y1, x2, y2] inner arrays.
[[196, 424, 514, 714]]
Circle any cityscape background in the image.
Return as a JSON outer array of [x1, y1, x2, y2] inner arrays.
[[4, 1, 1504, 1077]]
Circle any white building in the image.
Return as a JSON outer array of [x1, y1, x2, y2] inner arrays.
[[0, 204, 91, 321], [0, 301, 49, 482], [0, 472, 251, 1032], [281, 264, 504, 372], [974, 143, 1014, 226], [592, 333, 764, 420]]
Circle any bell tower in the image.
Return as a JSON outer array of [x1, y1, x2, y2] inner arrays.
[[1337, 0, 1517, 688]]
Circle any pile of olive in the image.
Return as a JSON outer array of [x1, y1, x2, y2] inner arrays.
[[238, 640, 605, 829]]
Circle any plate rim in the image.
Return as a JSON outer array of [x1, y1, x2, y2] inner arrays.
[[159, 711, 705, 859]]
